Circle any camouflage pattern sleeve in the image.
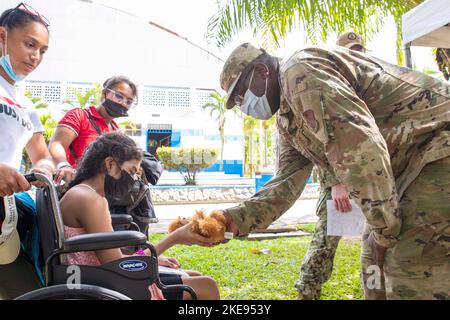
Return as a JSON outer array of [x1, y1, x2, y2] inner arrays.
[[325, 91, 401, 248], [225, 132, 313, 235], [284, 61, 401, 248], [316, 166, 340, 189]]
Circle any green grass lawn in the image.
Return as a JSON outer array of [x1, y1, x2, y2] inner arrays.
[[296, 223, 317, 234], [150, 233, 363, 300]]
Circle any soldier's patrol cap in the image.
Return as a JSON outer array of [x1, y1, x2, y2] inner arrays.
[[220, 43, 265, 109], [336, 31, 365, 50]]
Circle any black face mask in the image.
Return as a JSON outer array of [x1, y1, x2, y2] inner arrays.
[[103, 98, 129, 118], [104, 169, 139, 202]]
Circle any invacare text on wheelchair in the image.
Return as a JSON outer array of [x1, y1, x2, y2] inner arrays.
[[15, 173, 197, 300]]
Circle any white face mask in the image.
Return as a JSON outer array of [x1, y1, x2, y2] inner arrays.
[[239, 68, 273, 120]]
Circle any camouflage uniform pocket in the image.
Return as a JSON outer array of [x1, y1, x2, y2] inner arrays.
[[392, 226, 435, 263], [295, 90, 328, 145], [421, 222, 450, 264], [392, 222, 449, 264]]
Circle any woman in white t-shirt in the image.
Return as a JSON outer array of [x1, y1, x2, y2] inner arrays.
[[0, 3, 53, 193], [0, 3, 54, 299]]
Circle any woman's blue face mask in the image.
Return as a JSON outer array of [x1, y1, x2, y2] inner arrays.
[[0, 33, 26, 82]]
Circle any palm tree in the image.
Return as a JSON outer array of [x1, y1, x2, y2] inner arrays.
[[261, 116, 276, 167], [243, 114, 258, 176], [207, 0, 423, 64], [202, 91, 238, 171], [243, 115, 276, 175]]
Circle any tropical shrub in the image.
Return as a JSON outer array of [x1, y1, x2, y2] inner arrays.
[[157, 147, 218, 185]]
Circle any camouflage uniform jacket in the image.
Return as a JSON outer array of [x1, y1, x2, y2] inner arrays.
[[226, 47, 450, 247]]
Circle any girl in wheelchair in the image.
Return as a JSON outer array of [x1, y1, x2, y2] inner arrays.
[[59, 132, 220, 300]]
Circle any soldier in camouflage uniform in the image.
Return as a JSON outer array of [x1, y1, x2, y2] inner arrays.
[[294, 178, 344, 299], [295, 31, 367, 300], [218, 42, 450, 300]]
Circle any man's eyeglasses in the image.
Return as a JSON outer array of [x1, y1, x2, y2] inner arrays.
[[7, 3, 50, 27], [105, 88, 137, 108]]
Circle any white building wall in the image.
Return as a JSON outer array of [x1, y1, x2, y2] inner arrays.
[[2, 0, 244, 169], [2, 0, 223, 89]]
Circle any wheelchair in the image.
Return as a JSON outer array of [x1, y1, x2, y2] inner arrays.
[[9, 173, 197, 300]]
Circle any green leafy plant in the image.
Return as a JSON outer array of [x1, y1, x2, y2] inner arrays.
[[22, 92, 57, 173], [156, 146, 218, 185], [63, 83, 102, 109], [39, 113, 58, 143], [243, 115, 276, 176], [207, 0, 424, 64], [25, 91, 49, 110], [117, 120, 142, 136]]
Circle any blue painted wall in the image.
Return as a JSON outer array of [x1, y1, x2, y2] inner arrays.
[[171, 130, 181, 147], [204, 160, 243, 176]]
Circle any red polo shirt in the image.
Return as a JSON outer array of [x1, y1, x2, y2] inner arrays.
[[58, 105, 119, 167]]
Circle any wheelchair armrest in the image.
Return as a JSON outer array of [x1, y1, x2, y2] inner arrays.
[[63, 231, 148, 252], [111, 214, 133, 225]]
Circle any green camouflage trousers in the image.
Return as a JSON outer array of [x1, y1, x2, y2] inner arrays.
[[295, 187, 341, 299], [362, 156, 450, 300]]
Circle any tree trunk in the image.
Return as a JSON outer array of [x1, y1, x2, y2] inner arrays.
[[263, 127, 268, 167], [249, 132, 253, 176], [219, 124, 225, 172], [259, 121, 263, 171]]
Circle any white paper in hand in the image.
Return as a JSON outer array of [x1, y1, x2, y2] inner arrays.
[[326, 200, 365, 237]]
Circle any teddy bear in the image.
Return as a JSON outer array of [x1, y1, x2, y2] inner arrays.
[[167, 209, 231, 242]]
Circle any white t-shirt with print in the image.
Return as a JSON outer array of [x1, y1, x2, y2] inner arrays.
[[0, 75, 44, 170]]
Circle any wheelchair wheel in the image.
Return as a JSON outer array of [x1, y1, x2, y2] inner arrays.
[[15, 284, 132, 300]]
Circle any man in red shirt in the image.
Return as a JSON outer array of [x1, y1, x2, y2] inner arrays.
[[49, 75, 138, 183]]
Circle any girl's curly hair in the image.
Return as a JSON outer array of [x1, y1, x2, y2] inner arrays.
[[66, 132, 142, 191]]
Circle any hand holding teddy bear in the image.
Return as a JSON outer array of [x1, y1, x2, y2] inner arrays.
[[168, 210, 233, 243]]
